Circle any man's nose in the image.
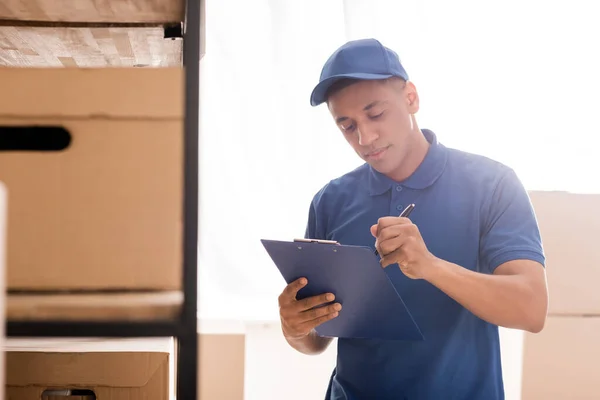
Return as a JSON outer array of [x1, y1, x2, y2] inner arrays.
[[357, 126, 378, 146]]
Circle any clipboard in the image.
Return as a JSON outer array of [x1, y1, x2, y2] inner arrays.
[[261, 238, 424, 341]]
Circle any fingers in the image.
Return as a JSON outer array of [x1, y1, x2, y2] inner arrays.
[[283, 302, 341, 338], [375, 216, 412, 233], [300, 300, 342, 322], [297, 292, 335, 312], [375, 223, 420, 256], [278, 279, 336, 312], [278, 280, 342, 339], [371, 218, 417, 241], [278, 277, 307, 306], [298, 306, 340, 331], [377, 218, 417, 239], [379, 234, 421, 268], [375, 225, 407, 256], [380, 247, 408, 268], [370, 224, 378, 237], [377, 234, 404, 257]]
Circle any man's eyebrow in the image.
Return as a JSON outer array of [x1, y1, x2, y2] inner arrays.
[[335, 100, 387, 123], [364, 100, 385, 111]]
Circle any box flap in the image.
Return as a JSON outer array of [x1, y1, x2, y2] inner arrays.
[[528, 190, 600, 314], [6, 351, 168, 388], [4, 337, 174, 353], [0, 68, 183, 119]]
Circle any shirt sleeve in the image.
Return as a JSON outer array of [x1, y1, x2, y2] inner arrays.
[[304, 187, 329, 240], [479, 167, 546, 274]]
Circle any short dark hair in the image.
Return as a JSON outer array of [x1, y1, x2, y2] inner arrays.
[[324, 78, 362, 104], [324, 77, 406, 103]]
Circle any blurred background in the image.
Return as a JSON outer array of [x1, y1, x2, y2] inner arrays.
[[198, 0, 599, 399], [0, 0, 598, 399]]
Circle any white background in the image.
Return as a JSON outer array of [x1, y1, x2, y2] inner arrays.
[[197, 2, 599, 398], [198, 0, 600, 322]]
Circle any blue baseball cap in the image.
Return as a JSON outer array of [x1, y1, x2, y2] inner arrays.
[[310, 38, 409, 106]]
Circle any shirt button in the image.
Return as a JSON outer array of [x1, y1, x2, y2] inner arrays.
[[396, 185, 403, 192], [396, 204, 403, 211]]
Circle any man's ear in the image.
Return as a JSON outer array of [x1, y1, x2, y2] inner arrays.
[[406, 81, 420, 114]]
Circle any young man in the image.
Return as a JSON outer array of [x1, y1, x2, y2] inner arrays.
[[277, 38, 549, 399]]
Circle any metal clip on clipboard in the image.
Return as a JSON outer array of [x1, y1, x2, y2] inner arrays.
[[293, 238, 340, 245]]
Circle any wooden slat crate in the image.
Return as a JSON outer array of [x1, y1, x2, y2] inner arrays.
[[0, 25, 182, 67], [0, 0, 184, 23]]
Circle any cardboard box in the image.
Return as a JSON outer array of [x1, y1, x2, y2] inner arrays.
[[5, 338, 174, 400], [528, 191, 600, 315], [521, 316, 600, 399], [199, 333, 246, 400], [0, 68, 183, 291], [0, 182, 7, 400]]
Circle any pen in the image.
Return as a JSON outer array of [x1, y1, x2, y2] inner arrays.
[[374, 203, 415, 257]]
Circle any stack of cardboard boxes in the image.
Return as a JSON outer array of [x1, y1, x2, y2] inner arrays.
[[0, 67, 183, 399], [0, 1, 245, 399], [0, 0, 190, 397], [522, 191, 600, 399]]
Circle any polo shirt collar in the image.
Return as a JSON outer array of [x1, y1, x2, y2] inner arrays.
[[368, 129, 448, 195]]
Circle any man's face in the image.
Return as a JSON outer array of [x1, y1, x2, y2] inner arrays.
[[327, 78, 420, 177]]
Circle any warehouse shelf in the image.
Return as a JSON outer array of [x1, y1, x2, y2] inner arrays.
[[2, 0, 201, 398]]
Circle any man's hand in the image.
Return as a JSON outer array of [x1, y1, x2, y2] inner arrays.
[[371, 216, 438, 279], [278, 277, 341, 340]]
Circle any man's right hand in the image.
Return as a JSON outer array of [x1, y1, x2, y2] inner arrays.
[[278, 277, 342, 340]]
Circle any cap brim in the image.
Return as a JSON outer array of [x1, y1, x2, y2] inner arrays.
[[309, 73, 394, 106]]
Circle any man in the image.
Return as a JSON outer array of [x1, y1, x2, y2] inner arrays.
[[277, 38, 549, 400]]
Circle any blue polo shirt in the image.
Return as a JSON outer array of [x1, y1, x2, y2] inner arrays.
[[305, 129, 545, 400]]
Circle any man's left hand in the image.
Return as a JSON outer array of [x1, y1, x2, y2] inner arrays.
[[370, 216, 438, 279]]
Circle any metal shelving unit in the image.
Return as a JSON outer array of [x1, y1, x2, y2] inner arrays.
[[3, 0, 202, 398]]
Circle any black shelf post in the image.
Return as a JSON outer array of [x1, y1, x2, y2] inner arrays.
[[178, 0, 201, 397]]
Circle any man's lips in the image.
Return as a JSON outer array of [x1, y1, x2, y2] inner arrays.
[[364, 146, 389, 159]]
